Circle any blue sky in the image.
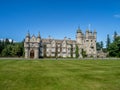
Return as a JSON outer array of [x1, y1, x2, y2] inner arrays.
[[0, 0, 120, 45]]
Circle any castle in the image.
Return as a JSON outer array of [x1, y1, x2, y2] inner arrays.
[[24, 27, 97, 59]]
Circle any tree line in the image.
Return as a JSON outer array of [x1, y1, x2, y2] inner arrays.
[[0, 31, 120, 58], [0, 38, 24, 57], [96, 31, 120, 57]]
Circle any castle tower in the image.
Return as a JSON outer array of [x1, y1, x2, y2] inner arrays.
[[24, 32, 30, 58], [84, 29, 97, 57], [93, 30, 97, 39], [37, 32, 43, 58], [76, 27, 84, 58], [76, 26, 83, 44], [37, 32, 41, 42], [89, 30, 92, 36], [24, 32, 42, 59], [93, 30, 97, 57], [85, 29, 89, 39], [25, 31, 30, 42]]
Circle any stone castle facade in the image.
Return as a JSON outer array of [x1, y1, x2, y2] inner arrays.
[[24, 27, 97, 59]]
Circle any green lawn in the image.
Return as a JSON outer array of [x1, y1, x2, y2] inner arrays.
[[0, 59, 120, 90]]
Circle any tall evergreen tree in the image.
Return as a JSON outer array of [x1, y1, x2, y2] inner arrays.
[[100, 41, 103, 49], [108, 36, 120, 57], [96, 42, 101, 51], [114, 31, 117, 41], [5, 38, 10, 46], [106, 34, 111, 50]]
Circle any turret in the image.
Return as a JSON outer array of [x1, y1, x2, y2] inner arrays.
[[89, 30, 92, 36], [76, 26, 83, 44], [24, 31, 30, 59], [37, 32, 41, 42], [86, 29, 89, 39], [93, 30, 97, 39], [25, 31, 30, 42]]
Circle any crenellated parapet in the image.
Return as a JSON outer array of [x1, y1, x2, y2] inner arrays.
[[24, 26, 97, 59], [76, 27, 97, 58]]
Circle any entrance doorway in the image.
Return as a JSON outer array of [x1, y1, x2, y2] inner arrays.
[[30, 50, 34, 58]]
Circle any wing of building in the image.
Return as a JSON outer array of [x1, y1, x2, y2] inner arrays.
[[24, 27, 97, 59]]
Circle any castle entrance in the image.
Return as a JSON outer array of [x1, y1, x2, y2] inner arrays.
[[30, 50, 34, 58]]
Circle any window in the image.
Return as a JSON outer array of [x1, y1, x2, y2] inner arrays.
[[62, 48, 66, 52], [91, 46, 94, 49], [62, 52, 66, 54], [51, 48, 55, 52], [58, 48, 60, 52], [47, 49, 49, 52], [52, 52, 55, 54]]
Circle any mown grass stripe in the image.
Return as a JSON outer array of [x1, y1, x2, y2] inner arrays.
[[0, 59, 120, 90]]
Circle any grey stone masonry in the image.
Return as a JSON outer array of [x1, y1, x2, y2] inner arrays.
[[24, 27, 97, 59]]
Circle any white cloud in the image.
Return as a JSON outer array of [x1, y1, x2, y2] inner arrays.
[[114, 14, 120, 18]]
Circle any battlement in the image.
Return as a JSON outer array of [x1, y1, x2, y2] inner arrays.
[[24, 27, 97, 59]]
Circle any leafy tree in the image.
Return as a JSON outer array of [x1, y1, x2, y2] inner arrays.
[[81, 49, 87, 58], [108, 36, 120, 57], [0, 39, 24, 57], [75, 45, 79, 58], [1, 45, 13, 57], [0, 40, 4, 56], [15, 44, 23, 57], [108, 43, 118, 57]]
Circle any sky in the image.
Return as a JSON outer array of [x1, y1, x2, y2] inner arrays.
[[0, 0, 120, 45]]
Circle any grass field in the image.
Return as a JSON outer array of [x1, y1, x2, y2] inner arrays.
[[0, 59, 120, 90]]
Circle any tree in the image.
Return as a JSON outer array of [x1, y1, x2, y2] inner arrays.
[[106, 34, 111, 50], [108, 36, 120, 57], [114, 31, 117, 42], [96, 41, 103, 51], [43, 44, 46, 57], [55, 43, 58, 58], [15, 44, 23, 57], [0, 41, 24, 57], [0, 40, 4, 56], [1, 45, 13, 57], [0, 38, 24, 57], [4, 38, 10, 46], [96, 42, 101, 51], [100, 41, 103, 49], [70, 44, 73, 58], [108, 43, 118, 57], [75, 45, 79, 58], [81, 49, 87, 58]]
